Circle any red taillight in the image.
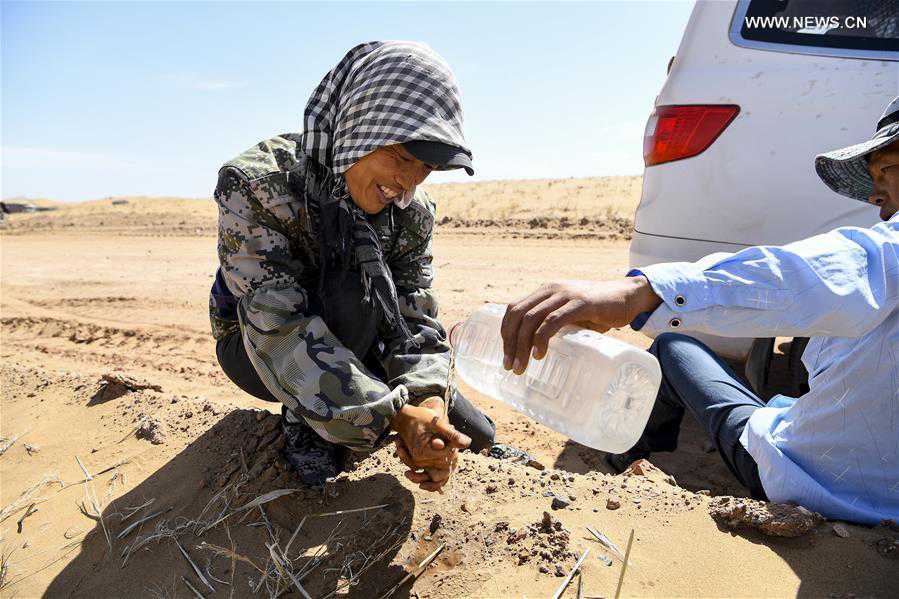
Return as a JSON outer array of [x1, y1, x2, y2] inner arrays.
[[643, 105, 740, 167]]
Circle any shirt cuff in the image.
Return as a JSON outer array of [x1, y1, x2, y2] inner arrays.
[[629, 262, 714, 312], [626, 269, 652, 330], [369, 384, 411, 451], [626, 266, 710, 335]]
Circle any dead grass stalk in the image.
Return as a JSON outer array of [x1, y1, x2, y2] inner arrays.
[[0, 474, 62, 523], [0, 431, 28, 457]]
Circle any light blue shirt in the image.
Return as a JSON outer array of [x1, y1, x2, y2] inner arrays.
[[636, 213, 898, 525]]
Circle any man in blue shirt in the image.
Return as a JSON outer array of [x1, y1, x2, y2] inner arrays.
[[500, 96, 899, 525]]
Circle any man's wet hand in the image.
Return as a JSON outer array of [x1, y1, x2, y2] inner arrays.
[[393, 435, 458, 492], [390, 397, 470, 492], [500, 277, 661, 375]]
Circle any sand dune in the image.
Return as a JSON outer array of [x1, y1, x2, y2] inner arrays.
[[2, 176, 641, 240]]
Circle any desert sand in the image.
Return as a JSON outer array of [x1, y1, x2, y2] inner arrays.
[[1, 181, 896, 598]]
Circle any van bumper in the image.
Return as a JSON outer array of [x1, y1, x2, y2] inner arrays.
[[628, 230, 754, 361]]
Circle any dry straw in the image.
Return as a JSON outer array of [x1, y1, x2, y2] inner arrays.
[[0, 474, 62, 523], [552, 548, 590, 599], [613, 529, 635, 599], [377, 542, 446, 599], [0, 432, 28, 457]]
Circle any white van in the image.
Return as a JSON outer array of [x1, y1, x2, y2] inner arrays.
[[630, 0, 898, 388]]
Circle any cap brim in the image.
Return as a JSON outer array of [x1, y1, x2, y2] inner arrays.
[[403, 140, 474, 176], [815, 124, 899, 202], [442, 153, 474, 176]]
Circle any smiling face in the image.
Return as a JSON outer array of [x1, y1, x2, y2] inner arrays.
[[867, 139, 899, 221], [344, 144, 434, 214]]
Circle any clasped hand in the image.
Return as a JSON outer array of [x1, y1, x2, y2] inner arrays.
[[390, 396, 471, 492]]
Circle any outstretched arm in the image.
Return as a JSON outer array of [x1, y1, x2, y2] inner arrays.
[[501, 217, 899, 372], [500, 278, 661, 374], [633, 218, 899, 339]]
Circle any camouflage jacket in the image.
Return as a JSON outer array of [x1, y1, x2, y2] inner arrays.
[[210, 135, 450, 450]]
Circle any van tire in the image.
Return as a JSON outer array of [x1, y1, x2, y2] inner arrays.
[[745, 337, 774, 396], [788, 337, 810, 395]]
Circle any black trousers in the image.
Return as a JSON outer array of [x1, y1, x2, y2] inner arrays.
[[631, 333, 767, 500], [216, 333, 495, 452]]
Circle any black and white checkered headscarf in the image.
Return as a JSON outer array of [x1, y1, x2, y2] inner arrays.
[[298, 41, 469, 348], [301, 40, 470, 174]]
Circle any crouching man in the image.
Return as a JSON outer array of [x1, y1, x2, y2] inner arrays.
[[500, 96, 899, 525], [210, 42, 496, 492]]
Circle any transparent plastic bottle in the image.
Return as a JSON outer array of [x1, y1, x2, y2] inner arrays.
[[450, 303, 661, 453]]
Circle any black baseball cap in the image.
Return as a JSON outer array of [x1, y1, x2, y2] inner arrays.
[[403, 140, 474, 176]]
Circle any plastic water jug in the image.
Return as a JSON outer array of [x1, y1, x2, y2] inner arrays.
[[449, 303, 661, 453]]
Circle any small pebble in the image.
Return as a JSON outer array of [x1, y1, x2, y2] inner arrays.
[[429, 514, 442, 534], [832, 523, 851, 538], [551, 495, 571, 510]]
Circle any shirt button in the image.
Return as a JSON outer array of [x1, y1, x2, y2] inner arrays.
[[674, 295, 686, 306], [669, 317, 682, 328]]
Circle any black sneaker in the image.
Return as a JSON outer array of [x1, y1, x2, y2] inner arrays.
[[281, 407, 341, 487], [487, 443, 544, 469]]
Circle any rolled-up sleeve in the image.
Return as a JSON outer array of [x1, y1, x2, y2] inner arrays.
[[630, 217, 899, 339]]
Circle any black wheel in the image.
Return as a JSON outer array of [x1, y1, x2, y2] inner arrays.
[[787, 337, 810, 395], [744, 337, 774, 397]]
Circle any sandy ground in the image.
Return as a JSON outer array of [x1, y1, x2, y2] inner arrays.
[[1, 194, 897, 598]]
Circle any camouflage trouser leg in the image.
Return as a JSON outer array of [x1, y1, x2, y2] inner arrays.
[[216, 331, 342, 484]]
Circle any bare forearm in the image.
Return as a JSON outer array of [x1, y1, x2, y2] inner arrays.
[[626, 275, 663, 320], [501, 276, 662, 374]]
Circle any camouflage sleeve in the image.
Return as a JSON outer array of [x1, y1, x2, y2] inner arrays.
[[378, 197, 451, 402], [216, 169, 408, 450]]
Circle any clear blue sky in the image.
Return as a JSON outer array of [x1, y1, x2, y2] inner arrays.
[[2, 1, 693, 201]]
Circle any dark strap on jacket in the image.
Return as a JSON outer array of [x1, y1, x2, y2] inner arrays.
[[210, 268, 239, 321]]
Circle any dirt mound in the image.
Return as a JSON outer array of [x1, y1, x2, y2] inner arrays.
[[2, 179, 638, 239], [1, 197, 216, 237], [435, 214, 633, 240], [3, 361, 897, 598], [500, 511, 577, 575], [621, 459, 678, 486], [92, 373, 164, 403], [709, 496, 824, 537]]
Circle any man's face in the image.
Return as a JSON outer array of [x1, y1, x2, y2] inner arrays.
[[344, 144, 434, 214], [867, 140, 899, 221]]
